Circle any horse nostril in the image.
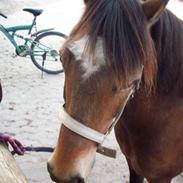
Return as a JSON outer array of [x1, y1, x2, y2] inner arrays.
[[78, 178, 85, 183], [73, 177, 85, 183], [47, 163, 59, 182], [47, 162, 54, 174], [47, 162, 85, 183]]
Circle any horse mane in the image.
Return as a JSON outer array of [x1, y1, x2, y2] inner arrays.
[[64, 0, 157, 91], [151, 10, 183, 95]]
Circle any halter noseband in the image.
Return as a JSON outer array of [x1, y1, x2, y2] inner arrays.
[[59, 107, 106, 144]]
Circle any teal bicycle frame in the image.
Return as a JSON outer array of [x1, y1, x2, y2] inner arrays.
[[0, 16, 54, 55], [0, 10, 65, 74]]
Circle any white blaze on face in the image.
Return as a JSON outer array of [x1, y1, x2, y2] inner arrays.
[[68, 36, 106, 79]]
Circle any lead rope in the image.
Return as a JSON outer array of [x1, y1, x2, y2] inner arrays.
[[11, 146, 54, 155]]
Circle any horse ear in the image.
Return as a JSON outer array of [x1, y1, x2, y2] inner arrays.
[[142, 0, 169, 25]]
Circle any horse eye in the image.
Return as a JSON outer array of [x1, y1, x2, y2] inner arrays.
[[112, 85, 118, 92]]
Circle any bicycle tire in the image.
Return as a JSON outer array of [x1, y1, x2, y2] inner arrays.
[[30, 31, 67, 74]]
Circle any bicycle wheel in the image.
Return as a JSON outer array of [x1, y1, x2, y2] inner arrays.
[[31, 31, 66, 74]]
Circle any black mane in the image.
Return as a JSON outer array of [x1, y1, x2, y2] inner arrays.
[[151, 10, 183, 94]]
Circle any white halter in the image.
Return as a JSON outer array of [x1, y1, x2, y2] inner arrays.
[[59, 87, 135, 145]]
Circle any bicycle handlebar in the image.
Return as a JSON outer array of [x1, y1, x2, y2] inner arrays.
[[0, 12, 7, 19]]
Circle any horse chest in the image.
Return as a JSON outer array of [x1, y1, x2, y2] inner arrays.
[[117, 94, 183, 179]]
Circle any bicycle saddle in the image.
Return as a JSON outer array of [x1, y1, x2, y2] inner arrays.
[[23, 8, 43, 17]]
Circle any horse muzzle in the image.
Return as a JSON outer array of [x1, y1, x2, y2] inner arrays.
[[47, 162, 85, 183]]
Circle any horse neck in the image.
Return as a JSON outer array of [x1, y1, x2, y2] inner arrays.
[[151, 10, 183, 95]]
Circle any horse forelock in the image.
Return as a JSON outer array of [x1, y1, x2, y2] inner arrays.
[[64, 0, 157, 91]]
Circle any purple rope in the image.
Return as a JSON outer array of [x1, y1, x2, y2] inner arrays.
[[11, 146, 54, 155]]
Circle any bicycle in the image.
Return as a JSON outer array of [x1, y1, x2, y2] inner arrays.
[[0, 8, 67, 74]]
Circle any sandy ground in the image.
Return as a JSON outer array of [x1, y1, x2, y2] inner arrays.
[[0, 0, 183, 183]]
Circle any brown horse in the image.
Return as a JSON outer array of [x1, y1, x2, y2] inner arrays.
[[47, 0, 183, 182]]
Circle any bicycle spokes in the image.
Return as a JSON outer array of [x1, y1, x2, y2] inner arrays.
[[30, 31, 65, 74]]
